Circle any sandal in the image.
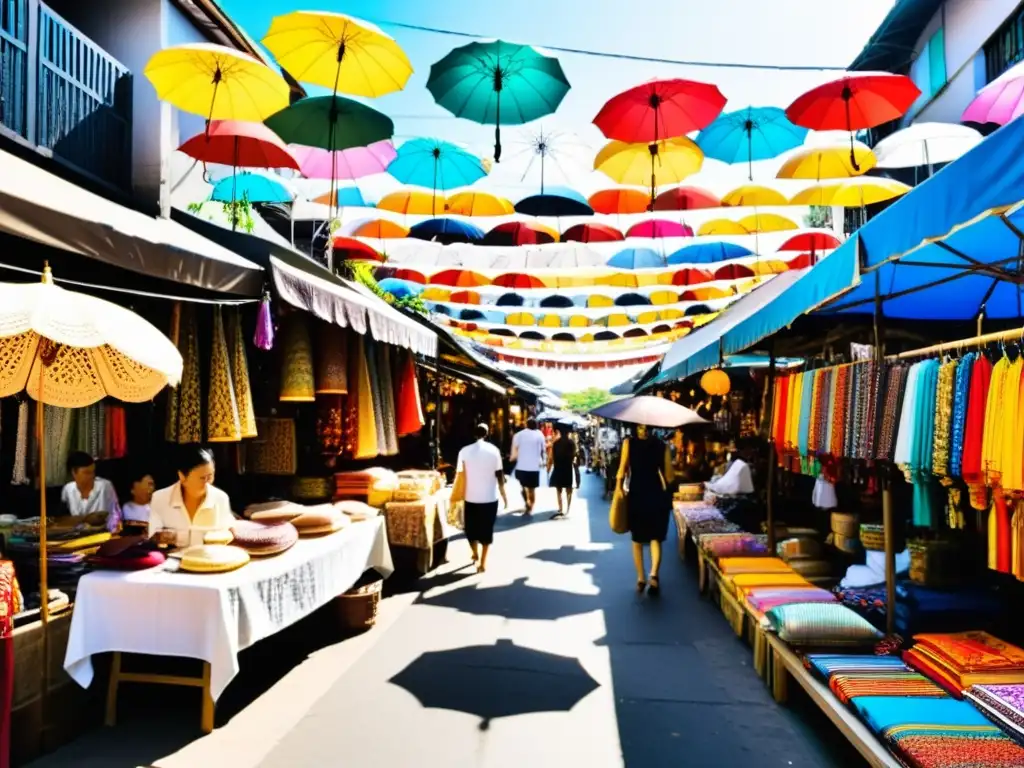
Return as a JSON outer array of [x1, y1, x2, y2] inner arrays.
[[636, 579, 647, 594], [648, 576, 661, 597]]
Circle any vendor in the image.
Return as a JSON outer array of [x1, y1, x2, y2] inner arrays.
[[706, 441, 755, 497], [148, 447, 236, 548], [121, 467, 155, 527], [61, 452, 119, 517]]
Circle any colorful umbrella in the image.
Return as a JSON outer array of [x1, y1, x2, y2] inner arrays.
[[789, 177, 910, 207], [430, 269, 490, 287], [698, 219, 750, 236], [349, 219, 409, 239], [505, 312, 538, 326], [210, 172, 294, 204], [502, 125, 591, 193], [588, 188, 650, 214], [721, 184, 788, 207], [626, 220, 694, 239], [378, 278, 423, 299], [652, 186, 720, 211], [872, 123, 982, 170], [144, 43, 289, 124], [562, 223, 624, 243], [737, 213, 797, 233], [776, 143, 875, 180], [265, 96, 393, 152], [595, 137, 704, 204], [594, 79, 726, 143], [313, 186, 371, 208], [714, 263, 756, 281], [520, 244, 606, 268], [963, 62, 1024, 126], [539, 295, 575, 309], [377, 190, 448, 215], [696, 106, 808, 180], [615, 293, 651, 307], [330, 236, 382, 261], [608, 248, 663, 270], [496, 293, 526, 306], [667, 242, 753, 264], [261, 12, 412, 97], [484, 222, 558, 246], [670, 267, 714, 286], [785, 73, 920, 170], [388, 138, 487, 214], [409, 218, 485, 244], [178, 120, 298, 170], [778, 232, 841, 252], [446, 191, 514, 217], [786, 253, 816, 269], [494, 274, 548, 289], [427, 40, 570, 162], [450, 290, 482, 304], [515, 186, 593, 216], [291, 141, 396, 180]]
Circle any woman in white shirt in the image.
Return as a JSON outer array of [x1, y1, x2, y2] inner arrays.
[[61, 452, 119, 518], [148, 447, 236, 548], [121, 468, 155, 529]]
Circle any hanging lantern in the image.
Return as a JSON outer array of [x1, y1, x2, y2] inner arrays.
[[315, 323, 349, 395], [700, 368, 731, 396], [279, 315, 315, 403]]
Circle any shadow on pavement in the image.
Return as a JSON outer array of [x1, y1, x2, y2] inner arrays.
[[414, 575, 602, 621]]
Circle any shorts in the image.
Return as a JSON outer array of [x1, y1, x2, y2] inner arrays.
[[464, 501, 499, 544], [515, 470, 540, 489]]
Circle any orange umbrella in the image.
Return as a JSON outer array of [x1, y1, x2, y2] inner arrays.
[[387, 268, 427, 283], [493, 273, 548, 289], [430, 269, 490, 287], [670, 268, 714, 286], [350, 219, 409, 239], [653, 185, 720, 211], [588, 188, 650, 214], [449, 290, 482, 304], [378, 190, 447, 215], [446, 191, 515, 216], [330, 237, 382, 261]]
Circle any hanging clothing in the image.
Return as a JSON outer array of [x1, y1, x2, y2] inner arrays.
[[991, 492, 1013, 574], [999, 357, 1024, 491], [11, 401, 29, 486], [229, 309, 258, 439], [207, 306, 242, 443], [877, 364, 908, 461], [931, 359, 957, 478], [949, 352, 975, 478], [797, 370, 813, 460], [395, 351, 425, 437], [909, 360, 940, 527], [963, 354, 993, 509], [353, 338, 378, 460], [376, 344, 400, 457], [893, 363, 922, 468], [982, 356, 1010, 484]]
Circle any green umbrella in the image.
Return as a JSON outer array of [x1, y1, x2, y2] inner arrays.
[[265, 95, 393, 152], [426, 40, 569, 163]]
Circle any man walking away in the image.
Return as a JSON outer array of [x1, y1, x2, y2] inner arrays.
[[457, 424, 508, 573], [510, 417, 546, 515]]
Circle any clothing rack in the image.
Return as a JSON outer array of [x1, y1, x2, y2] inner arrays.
[[885, 325, 1024, 361]]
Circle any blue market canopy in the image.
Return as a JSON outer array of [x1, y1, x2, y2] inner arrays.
[[515, 186, 593, 217], [667, 241, 754, 265]]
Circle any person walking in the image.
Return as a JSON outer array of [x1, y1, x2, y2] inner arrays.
[[510, 417, 546, 515], [615, 424, 674, 596], [457, 424, 508, 573], [548, 423, 578, 519]]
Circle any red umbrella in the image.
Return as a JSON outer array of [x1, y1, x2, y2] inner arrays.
[[786, 253, 815, 270], [670, 268, 713, 286], [562, 223, 624, 243], [178, 120, 299, 170], [653, 186, 720, 211], [385, 268, 427, 284], [714, 263, 756, 281], [483, 221, 558, 246], [785, 74, 920, 170], [588, 188, 650, 214], [449, 290, 482, 304], [778, 232, 841, 252], [594, 79, 727, 143], [331, 237, 383, 262], [626, 220, 694, 239], [431, 270, 490, 288], [493, 273, 547, 289]]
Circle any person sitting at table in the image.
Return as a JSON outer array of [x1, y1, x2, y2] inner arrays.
[[148, 447, 236, 548], [61, 451, 119, 518], [121, 466, 156, 530]]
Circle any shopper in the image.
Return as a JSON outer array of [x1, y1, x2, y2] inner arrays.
[[458, 424, 508, 573], [548, 424, 578, 519], [510, 417, 546, 515]]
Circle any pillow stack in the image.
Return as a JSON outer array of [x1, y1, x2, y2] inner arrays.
[[180, 544, 250, 574], [230, 520, 299, 557], [291, 505, 347, 537]]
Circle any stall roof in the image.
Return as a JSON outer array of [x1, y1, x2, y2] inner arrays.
[[0, 150, 262, 296], [849, 0, 944, 72]]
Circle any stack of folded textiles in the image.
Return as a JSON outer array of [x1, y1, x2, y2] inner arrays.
[[744, 586, 837, 616], [804, 653, 948, 705], [964, 684, 1024, 744], [904, 632, 1024, 697], [717, 558, 812, 595], [688, 518, 742, 537], [699, 532, 768, 558], [333, 468, 398, 507]]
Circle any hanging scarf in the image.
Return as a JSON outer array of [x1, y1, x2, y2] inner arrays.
[[949, 352, 975, 477]]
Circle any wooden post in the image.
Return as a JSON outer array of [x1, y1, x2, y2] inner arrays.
[[765, 346, 777, 553], [433, 354, 442, 470], [873, 270, 896, 636]]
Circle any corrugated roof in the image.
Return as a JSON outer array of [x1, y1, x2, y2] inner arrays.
[[850, 0, 944, 72]]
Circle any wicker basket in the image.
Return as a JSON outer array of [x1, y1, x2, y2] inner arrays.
[[908, 539, 962, 588], [859, 524, 885, 551], [833, 532, 861, 554], [830, 512, 859, 538], [336, 578, 382, 632]]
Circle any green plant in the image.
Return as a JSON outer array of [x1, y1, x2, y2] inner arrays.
[[348, 261, 428, 315], [564, 388, 613, 413], [804, 205, 832, 229]]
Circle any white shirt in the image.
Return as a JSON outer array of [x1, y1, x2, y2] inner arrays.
[[706, 459, 754, 496], [121, 502, 151, 524], [147, 483, 236, 548], [511, 429, 546, 473], [61, 478, 118, 517], [457, 440, 503, 504]]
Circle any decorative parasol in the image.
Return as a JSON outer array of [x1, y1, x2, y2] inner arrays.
[[590, 395, 708, 427]]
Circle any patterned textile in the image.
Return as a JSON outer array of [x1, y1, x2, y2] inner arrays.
[[247, 418, 298, 475], [830, 672, 945, 704], [376, 343, 399, 456], [688, 518, 741, 537], [207, 306, 242, 443], [699, 533, 768, 558], [765, 603, 883, 647], [932, 359, 957, 477], [316, 395, 345, 455], [229, 309, 258, 439], [949, 353, 975, 477], [166, 303, 202, 444], [807, 654, 910, 681], [11, 400, 28, 485], [965, 685, 1024, 743], [383, 496, 444, 550], [279, 314, 316, 402], [877, 363, 909, 461], [744, 586, 836, 613], [915, 632, 1024, 672]]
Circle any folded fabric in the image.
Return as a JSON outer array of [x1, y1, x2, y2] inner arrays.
[[965, 684, 1024, 742], [726, 573, 811, 594], [830, 672, 946, 705], [745, 587, 836, 613], [807, 654, 910, 681], [765, 603, 883, 647], [904, 648, 970, 696], [853, 695, 992, 735], [700, 533, 768, 558], [717, 556, 791, 574], [914, 632, 1024, 673]]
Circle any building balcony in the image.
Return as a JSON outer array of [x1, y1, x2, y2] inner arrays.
[[0, 0, 132, 192]]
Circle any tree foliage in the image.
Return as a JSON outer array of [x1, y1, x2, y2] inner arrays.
[[564, 388, 613, 413]]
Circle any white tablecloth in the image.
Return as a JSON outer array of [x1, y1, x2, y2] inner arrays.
[[64, 517, 392, 700]]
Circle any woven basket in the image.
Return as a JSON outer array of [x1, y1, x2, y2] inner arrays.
[[788, 559, 832, 578], [833, 532, 861, 554], [292, 476, 333, 502], [830, 512, 859, 538], [859, 524, 885, 551], [908, 539, 962, 588], [336, 578, 382, 632]]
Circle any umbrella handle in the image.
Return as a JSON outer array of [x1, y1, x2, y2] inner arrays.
[[494, 82, 502, 163], [844, 94, 861, 172]]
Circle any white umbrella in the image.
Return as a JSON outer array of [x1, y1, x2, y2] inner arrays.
[[873, 123, 982, 170], [590, 395, 708, 428]]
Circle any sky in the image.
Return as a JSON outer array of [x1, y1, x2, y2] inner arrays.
[[220, 0, 896, 391]]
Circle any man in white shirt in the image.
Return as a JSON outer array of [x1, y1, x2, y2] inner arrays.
[[457, 424, 508, 573], [510, 418, 546, 515], [706, 445, 755, 497]]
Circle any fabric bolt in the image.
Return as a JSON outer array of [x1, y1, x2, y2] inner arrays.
[[910, 360, 941, 527], [229, 309, 258, 439], [807, 654, 911, 681], [829, 672, 946, 705], [982, 357, 1010, 484], [949, 353, 975, 477], [11, 400, 28, 485], [966, 684, 1024, 741], [207, 306, 242, 443], [352, 338, 378, 460], [395, 351, 425, 437], [914, 631, 1024, 672], [894, 363, 922, 469], [797, 370, 813, 459], [932, 360, 957, 477]]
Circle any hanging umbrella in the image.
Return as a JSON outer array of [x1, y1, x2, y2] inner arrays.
[[588, 188, 650, 214], [653, 186, 720, 211], [594, 79, 726, 143], [484, 221, 558, 246], [776, 143, 875, 180], [789, 177, 910, 207], [667, 242, 753, 264], [494, 273, 548, 289], [515, 186, 593, 216], [520, 243, 606, 269], [786, 253, 816, 269], [265, 96, 393, 152], [963, 61, 1024, 126], [144, 43, 290, 124], [698, 219, 750, 236], [562, 223, 624, 243], [594, 138, 703, 205], [696, 106, 808, 181], [670, 268, 714, 286], [500, 125, 591, 193], [615, 293, 651, 306], [778, 232, 841, 252], [626, 220, 694, 239], [539, 295, 575, 309], [873, 123, 983, 170], [446, 191, 514, 217], [738, 213, 798, 233], [648, 289, 679, 305], [211, 172, 295, 204], [496, 292, 526, 306], [349, 219, 409, 239], [785, 73, 920, 170], [388, 138, 487, 214], [595, 313, 631, 327], [721, 184, 788, 207], [331, 236, 383, 262], [608, 248, 663, 269], [291, 140, 397, 180], [409, 218, 485, 244], [590, 395, 708, 427], [450, 290, 482, 305], [385, 268, 427, 284], [313, 186, 371, 208], [377, 190, 448, 215], [430, 269, 490, 287], [178, 120, 298, 170], [377, 278, 422, 299], [506, 312, 537, 326], [427, 40, 570, 162], [714, 263, 756, 281]]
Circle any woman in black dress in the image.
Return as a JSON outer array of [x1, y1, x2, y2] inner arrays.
[[548, 424, 578, 519], [615, 424, 674, 595]]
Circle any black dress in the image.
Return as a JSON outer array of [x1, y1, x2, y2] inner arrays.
[[625, 436, 670, 543], [549, 437, 576, 489]]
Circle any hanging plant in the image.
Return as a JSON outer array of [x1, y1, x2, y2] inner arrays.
[[348, 261, 428, 315], [186, 194, 256, 234]]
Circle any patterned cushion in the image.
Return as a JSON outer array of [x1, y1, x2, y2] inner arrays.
[[765, 603, 883, 647], [806, 654, 910, 681], [230, 520, 299, 556], [248, 500, 303, 523], [180, 544, 250, 573]]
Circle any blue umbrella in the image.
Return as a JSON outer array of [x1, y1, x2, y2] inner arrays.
[[607, 247, 663, 270], [408, 218, 485, 244], [667, 242, 755, 265], [211, 172, 294, 204], [378, 278, 423, 300], [334, 187, 371, 207], [515, 186, 593, 217], [388, 138, 486, 214], [697, 106, 808, 181]]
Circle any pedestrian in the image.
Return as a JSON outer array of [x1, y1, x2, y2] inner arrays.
[[457, 423, 508, 573], [615, 424, 674, 596], [510, 417, 546, 515], [548, 423, 578, 519]]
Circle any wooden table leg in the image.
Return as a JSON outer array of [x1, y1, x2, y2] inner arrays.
[[697, 550, 706, 593], [753, 627, 768, 681], [200, 662, 214, 734], [771, 646, 789, 704], [105, 652, 122, 726]]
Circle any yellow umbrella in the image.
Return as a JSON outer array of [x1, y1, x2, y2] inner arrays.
[[568, 315, 590, 328], [594, 137, 703, 201], [378, 190, 447, 215], [777, 143, 876, 180], [538, 314, 563, 328], [636, 310, 660, 324], [738, 213, 798, 233], [721, 184, 788, 207], [649, 290, 678, 305], [587, 295, 616, 308], [789, 177, 911, 207], [698, 219, 750, 236], [421, 286, 451, 301], [598, 314, 632, 327], [262, 12, 412, 97], [751, 259, 790, 275], [144, 43, 290, 122], [446, 191, 515, 217], [506, 312, 537, 326], [659, 308, 685, 320]]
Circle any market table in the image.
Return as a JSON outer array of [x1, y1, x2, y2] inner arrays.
[[63, 517, 392, 732]]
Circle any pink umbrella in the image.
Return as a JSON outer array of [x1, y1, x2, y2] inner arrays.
[[626, 220, 694, 239], [291, 140, 397, 180], [963, 63, 1024, 125]]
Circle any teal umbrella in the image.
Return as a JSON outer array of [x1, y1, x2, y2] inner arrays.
[[426, 40, 570, 163], [387, 138, 486, 215]]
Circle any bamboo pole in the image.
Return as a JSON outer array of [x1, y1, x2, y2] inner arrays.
[[873, 271, 897, 636], [764, 345, 777, 553], [888, 323, 1023, 361]]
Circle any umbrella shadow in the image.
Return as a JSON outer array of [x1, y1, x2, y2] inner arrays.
[[388, 638, 600, 730], [527, 544, 614, 568], [414, 576, 602, 621]]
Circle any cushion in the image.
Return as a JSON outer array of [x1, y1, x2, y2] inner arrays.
[[203, 529, 234, 545], [333, 500, 379, 521], [88, 550, 166, 571], [230, 520, 299, 556], [94, 536, 150, 558], [247, 500, 303, 523], [765, 603, 883, 647], [291, 505, 346, 536], [180, 544, 250, 573]]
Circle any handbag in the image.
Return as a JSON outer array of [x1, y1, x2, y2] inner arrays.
[[609, 488, 628, 535], [450, 469, 467, 504]]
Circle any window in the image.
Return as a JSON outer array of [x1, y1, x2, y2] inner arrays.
[[984, 4, 1024, 83], [928, 28, 946, 94]]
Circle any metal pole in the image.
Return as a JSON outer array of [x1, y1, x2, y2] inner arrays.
[[765, 344, 777, 553]]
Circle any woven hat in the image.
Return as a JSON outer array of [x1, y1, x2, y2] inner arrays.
[[315, 323, 349, 395], [334, 500, 379, 521], [279, 314, 315, 402], [292, 505, 346, 536], [203, 529, 235, 545], [180, 544, 250, 573], [230, 520, 299, 556], [248, 500, 304, 523]]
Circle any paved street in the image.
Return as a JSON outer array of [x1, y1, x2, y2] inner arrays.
[[30, 475, 864, 768]]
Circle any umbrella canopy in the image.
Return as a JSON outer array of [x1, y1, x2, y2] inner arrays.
[[615, 292, 651, 306], [291, 140, 396, 180], [430, 269, 490, 287], [608, 247, 663, 270], [588, 188, 650, 214], [562, 223, 624, 243], [388, 138, 487, 205], [144, 43, 289, 122], [515, 186, 593, 216], [539, 295, 575, 308], [494, 273, 547, 289], [377, 278, 422, 299], [778, 232, 841, 252], [776, 143, 875, 180], [714, 263, 756, 280], [721, 184, 788, 207], [178, 120, 298, 169], [264, 95, 394, 152], [667, 242, 753, 264], [789, 177, 910, 207], [484, 221, 558, 246], [518, 243, 606, 268], [738, 213, 797, 233], [409, 218, 485, 244], [594, 78, 726, 143], [330, 236, 382, 262], [590, 395, 708, 427], [261, 11, 412, 97], [963, 61, 1024, 126], [211, 172, 294, 204], [626, 220, 693, 239], [450, 290, 482, 304], [313, 186, 371, 208], [378, 190, 448, 215], [653, 186, 720, 211], [873, 122, 983, 169], [670, 267, 714, 286], [379, 267, 426, 283], [496, 292, 526, 306], [594, 137, 704, 197], [698, 219, 750, 236], [696, 106, 808, 180], [446, 191, 514, 217], [427, 40, 570, 162], [349, 219, 409, 239]]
